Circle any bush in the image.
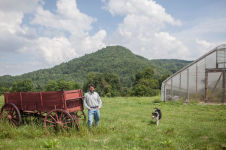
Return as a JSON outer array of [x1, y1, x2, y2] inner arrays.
[[83, 72, 121, 97], [0, 86, 9, 95], [131, 68, 160, 96], [45, 79, 81, 91], [11, 79, 34, 92]]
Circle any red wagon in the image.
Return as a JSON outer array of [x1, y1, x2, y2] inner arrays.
[[0, 89, 86, 130]]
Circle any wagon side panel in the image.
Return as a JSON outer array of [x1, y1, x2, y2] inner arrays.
[[20, 92, 42, 111], [66, 98, 83, 112], [41, 91, 64, 112], [64, 90, 84, 113], [4, 93, 21, 109], [64, 90, 83, 100]]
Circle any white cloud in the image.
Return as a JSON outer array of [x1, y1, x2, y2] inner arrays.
[[154, 32, 189, 58], [35, 37, 77, 64], [30, 0, 106, 59], [189, 39, 218, 58], [176, 18, 226, 40], [31, 0, 94, 35], [0, 0, 107, 75], [0, 11, 23, 34], [105, 0, 226, 60], [106, 0, 181, 26], [77, 30, 107, 54], [0, 61, 44, 76], [1, 0, 224, 76], [174, 18, 226, 59], [195, 39, 216, 49], [0, 0, 41, 13], [105, 0, 187, 59], [0, 0, 40, 54]]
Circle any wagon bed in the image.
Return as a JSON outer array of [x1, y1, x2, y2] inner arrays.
[[0, 89, 86, 130], [4, 90, 83, 113]]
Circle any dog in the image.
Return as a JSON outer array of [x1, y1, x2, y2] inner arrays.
[[152, 108, 162, 126]]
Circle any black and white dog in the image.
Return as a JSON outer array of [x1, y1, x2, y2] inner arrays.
[[152, 108, 162, 126]]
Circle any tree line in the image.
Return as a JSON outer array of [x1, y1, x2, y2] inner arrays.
[[0, 46, 189, 97], [0, 67, 168, 97]]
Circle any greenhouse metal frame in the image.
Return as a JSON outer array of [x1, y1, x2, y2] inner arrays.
[[161, 44, 226, 103]]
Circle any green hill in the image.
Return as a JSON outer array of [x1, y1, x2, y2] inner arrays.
[[150, 59, 192, 75], [0, 46, 191, 88]]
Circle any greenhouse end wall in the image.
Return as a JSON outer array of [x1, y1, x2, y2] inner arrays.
[[161, 44, 226, 103]]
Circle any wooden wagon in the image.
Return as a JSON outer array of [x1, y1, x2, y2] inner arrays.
[[0, 89, 86, 130]]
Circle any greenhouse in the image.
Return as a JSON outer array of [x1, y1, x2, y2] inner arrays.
[[161, 44, 226, 103]]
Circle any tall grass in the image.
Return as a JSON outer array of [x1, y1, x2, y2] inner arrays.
[[0, 95, 3, 106], [0, 96, 225, 150]]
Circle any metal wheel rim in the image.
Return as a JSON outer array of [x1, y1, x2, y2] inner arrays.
[[44, 109, 74, 130], [0, 103, 22, 126]]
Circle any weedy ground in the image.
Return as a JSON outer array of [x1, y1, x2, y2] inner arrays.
[[0, 96, 225, 150]]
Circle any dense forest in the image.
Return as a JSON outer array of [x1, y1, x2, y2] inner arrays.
[[0, 46, 191, 96]]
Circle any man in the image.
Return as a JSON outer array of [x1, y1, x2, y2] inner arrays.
[[84, 84, 102, 127]]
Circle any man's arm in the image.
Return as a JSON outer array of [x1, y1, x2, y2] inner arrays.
[[97, 93, 102, 109], [84, 94, 91, 110]]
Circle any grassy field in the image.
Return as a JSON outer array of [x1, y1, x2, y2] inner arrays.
[[0, 95, 225, 150]]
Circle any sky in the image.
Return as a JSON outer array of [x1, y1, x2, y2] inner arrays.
[[0, 0, 225, 76]]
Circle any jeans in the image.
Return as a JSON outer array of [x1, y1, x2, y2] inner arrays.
[[88, 109, 100, 127]]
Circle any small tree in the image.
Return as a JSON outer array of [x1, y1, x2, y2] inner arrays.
[[11, 79, 34, 92], [57, 79, 75, 90], [0, 86, 9, 95], [83, 72, 121, 97], [131, 67, 159, 96], [45, 80, 81, 91], [155, 73, 170, 89], [74, 82, 81, 89], [45, 80, 58, 91]]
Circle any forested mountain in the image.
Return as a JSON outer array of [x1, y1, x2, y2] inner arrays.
[[150, 59, 192, 75], [0, 46, 191, 89]]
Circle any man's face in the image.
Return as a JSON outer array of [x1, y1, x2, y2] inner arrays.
[[89, 86, 95, 93]]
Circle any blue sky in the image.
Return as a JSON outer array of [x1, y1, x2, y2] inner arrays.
[[0, 0, 225, 75]]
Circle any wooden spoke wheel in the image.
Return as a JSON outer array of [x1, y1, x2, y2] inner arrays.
[[44, 109, 75, 130], [70, 111, 85, 129], [75, 110, 86, 122], [0, 103, 22, 126]]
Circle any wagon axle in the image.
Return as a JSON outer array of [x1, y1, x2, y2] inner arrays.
[[7, 114, 12, 120], [56, 121, 63, 127]]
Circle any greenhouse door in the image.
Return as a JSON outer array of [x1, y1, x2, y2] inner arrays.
[[205, 69, 226, 103]]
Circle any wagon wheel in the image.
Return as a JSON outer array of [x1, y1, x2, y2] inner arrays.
[[44, 109, 76, 130], [0, 103, 22, 126], [70, 112, 80, 129], [75, 110, 86, 122]]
